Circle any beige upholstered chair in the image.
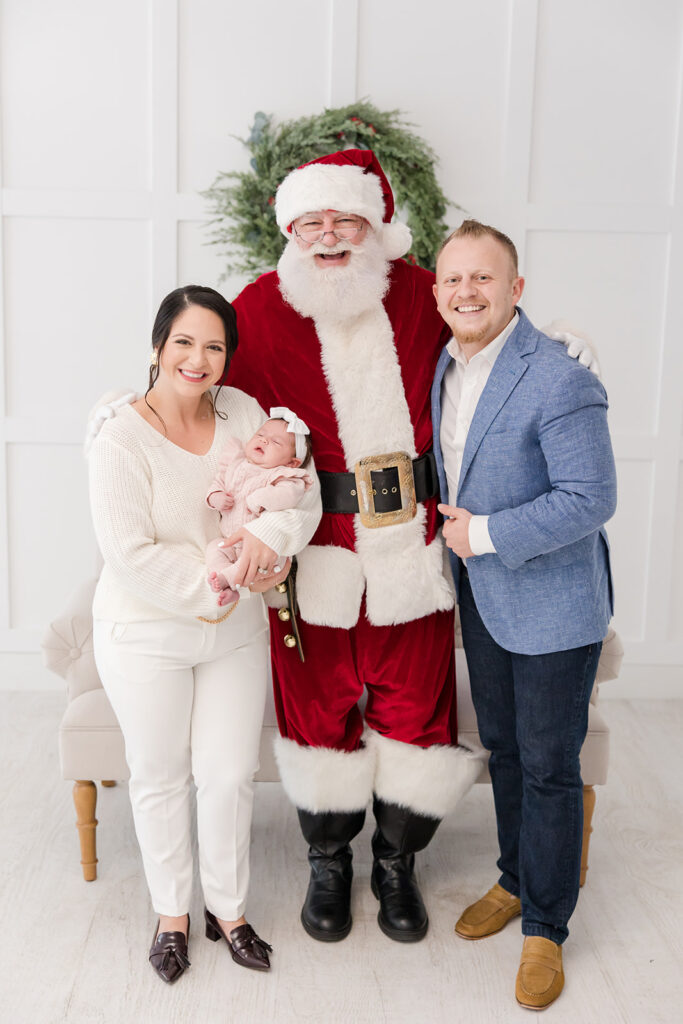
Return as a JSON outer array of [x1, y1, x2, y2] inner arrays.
[[42, 578, 622, 884]]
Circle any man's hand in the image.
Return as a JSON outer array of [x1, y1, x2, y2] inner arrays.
[[438, 503, 474, 559], [219, 528, 280, 587]]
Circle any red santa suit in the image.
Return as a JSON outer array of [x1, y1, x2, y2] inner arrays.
[[227, 153, 481, 825]]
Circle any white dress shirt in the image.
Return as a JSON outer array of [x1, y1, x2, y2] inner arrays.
[[439, 312, 519, 556]]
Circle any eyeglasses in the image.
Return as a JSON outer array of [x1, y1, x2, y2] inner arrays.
[[292, 213, 365, 244]]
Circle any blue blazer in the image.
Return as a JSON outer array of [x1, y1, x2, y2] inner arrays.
[[431, 308, 616, 655]]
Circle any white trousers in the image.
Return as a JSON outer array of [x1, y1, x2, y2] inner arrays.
[[93, 597, 268, 920]]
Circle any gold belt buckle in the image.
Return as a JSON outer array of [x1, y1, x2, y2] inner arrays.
[[354, 451, 417, 529]]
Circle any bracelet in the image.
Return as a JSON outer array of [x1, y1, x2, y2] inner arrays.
[[196, 602, 239, 625]]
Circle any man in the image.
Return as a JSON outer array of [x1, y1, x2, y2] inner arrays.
[[227, 150, 594, 946], [431, 220, 616, 1008], [228, 150, 481, 944]]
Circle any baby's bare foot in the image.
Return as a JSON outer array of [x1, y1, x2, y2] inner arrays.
[[217, 588, 239, 608], [208, 570, 228, 592]]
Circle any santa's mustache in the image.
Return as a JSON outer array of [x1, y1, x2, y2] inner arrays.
[[297, 240, 352, 258]]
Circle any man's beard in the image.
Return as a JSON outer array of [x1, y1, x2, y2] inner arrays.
[[451, 321, 491, 348], [277, 232, 391, 323]]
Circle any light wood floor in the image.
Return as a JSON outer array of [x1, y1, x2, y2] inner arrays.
[[1, 694, 682, 1024]]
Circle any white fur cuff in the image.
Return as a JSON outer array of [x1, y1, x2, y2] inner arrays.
[[367, 728, 487, 818], [274, 736, 376, 813]]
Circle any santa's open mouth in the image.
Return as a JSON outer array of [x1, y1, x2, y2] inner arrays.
[[315, 251, 349, 264]]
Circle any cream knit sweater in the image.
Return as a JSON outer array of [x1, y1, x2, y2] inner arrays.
[[89, 387, 321, 622]]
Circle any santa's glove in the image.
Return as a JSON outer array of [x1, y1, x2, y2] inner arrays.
[[542, 319, 602, 379], [84, 389, 139, 456]]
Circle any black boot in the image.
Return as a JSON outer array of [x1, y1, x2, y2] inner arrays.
[[297, 808, 366, 942], [370, 796, 441, 943]]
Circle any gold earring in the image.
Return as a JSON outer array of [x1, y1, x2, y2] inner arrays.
[[149, 350, 158, 368]]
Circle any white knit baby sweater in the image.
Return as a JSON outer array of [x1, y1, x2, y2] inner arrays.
[[89, 387, 321, 622]]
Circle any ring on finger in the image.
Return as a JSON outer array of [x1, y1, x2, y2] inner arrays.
[[257, 567, 269, 575]]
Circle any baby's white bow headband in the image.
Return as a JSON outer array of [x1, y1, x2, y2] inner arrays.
[[270, 406, 310, 462]]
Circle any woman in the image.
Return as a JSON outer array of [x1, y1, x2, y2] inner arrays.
[[89, 285, 321, 983]]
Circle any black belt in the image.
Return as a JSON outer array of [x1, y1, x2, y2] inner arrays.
[[318, 450, 438, 515]]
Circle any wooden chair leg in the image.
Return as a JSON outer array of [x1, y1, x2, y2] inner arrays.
[[73, 780, 98, 881], [580, 784, 596, 887], [101, 780, 116, 788]]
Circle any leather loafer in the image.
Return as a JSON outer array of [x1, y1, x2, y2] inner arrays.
[[204, 908, 272, 971], [515, 936, 564, 1010], [455, 882, 521, 939], [148, 917, 190, 984]]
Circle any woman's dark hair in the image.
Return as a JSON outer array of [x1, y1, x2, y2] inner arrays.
[[145, 285, 238, 423]]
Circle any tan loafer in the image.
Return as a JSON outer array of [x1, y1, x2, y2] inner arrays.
[[515, 936, 564, 1010], [455, 882, 521, 939]]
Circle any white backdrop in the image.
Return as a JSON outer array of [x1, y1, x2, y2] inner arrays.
[[1, 0, 681, 694]]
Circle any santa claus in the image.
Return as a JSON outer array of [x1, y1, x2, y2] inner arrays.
[[228, 150, 489, 944]]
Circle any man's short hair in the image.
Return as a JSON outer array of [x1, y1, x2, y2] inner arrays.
[[437, 219, 519, 275]]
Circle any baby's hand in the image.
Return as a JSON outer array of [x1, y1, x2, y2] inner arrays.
[[208, 490, 234, 513]]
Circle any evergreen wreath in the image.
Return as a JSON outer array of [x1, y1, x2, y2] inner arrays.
[[203, 102, 455, 277]]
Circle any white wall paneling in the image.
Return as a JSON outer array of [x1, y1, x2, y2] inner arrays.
[[1, 0, 681, 693], [357, 0, 512, 213]]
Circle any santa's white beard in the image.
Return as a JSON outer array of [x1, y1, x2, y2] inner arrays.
[[277, 233, 391, 324]]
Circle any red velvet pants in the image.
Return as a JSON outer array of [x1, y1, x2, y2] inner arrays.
[[269, 601, 457, 753]]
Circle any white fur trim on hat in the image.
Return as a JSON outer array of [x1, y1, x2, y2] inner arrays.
[[276, 163, 387, 235], [275, 160, 412, 259], [366, 728, 487, 818], [274, 735, 376, 813], [380, 221, 413, 261]]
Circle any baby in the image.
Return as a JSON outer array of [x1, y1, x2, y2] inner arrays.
[[206, 406, 313, 602]]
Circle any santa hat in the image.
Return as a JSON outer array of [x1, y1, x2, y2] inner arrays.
[[275, 149, 412, 261]]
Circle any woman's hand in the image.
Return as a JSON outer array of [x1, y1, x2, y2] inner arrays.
[[218, 528, 281, 587], [248, 559, 291, 593]]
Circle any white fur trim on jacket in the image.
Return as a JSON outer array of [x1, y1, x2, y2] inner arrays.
[[295, 544, 365, 628], [366, 728, 487, 818], [314, 304, 454, 627], [274, 735, 376, 813]]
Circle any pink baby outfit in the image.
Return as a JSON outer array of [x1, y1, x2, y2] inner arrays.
[[206, 436, 313, 587]]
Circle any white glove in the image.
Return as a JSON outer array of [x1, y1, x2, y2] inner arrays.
[[84, 389, 139, 456], [542, 319, 601, 379]]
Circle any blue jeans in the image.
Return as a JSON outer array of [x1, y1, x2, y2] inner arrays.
[[458, 569, 601, 944]]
